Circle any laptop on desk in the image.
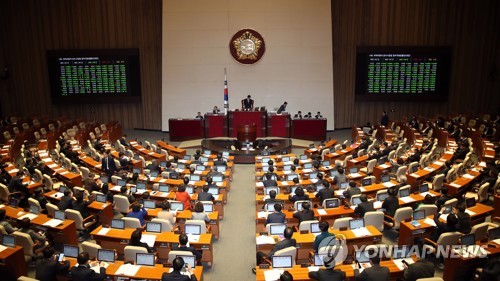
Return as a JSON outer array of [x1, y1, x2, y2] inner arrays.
[[143, 200, 156, 210], [349, 218, 364, 230], [63, 244, 79, 258], [272, 256, 293, 269], [185, 224, 202, 236], [146, 222, 162, 233], [54, 210, 65, 220], [269, 224, 287, 236], [111, 219, 125, 230], [136, 253, 155, 266], [96, 194, 107, 203], [177, 255, 196, 270], [97, 249, 115, 263], [2, 235, 15, 247]]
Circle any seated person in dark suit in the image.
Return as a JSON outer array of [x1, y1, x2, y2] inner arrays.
[[289, 187, 309, 202], [263, 190, 283, 209], [315, 180, 335, 205], [119, 185, 136, 204], [213, 154, 227, 167], [161, 257, 197, 281], [277, 102, 288, 114], [0, 209, 17, 234], [32, 188, 48, 211], [434, 187, 452, 208], [382, 187, 399, 219], [354, 249, 389, 281], [313, 221, 334, 253], [293, 201, 315, 224], [430, 211, 458, 242], [146, 160, 161, 173], [58, 188, 74, 211], [254, 227, 296, 272], [128, 228, 154, 253], [403, 238, 435, 281], [343, 181, 361, 199], [354, 194, 374, 217], [198, 185, 215, 202], [309, 252, 346, 281], [455, 205, 471, 234], [20, 218, 48, 251], [173, 234, 202, 264], [265, 204, 286, 226], [70, 252, 107, 281], [35, 247, 70, 281], [72, 191, 93, 219], [263, 173, 278, 187], [334, 168, 348, 185]]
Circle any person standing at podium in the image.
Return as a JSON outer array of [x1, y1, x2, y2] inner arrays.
[[242, 95, 254, 111], [277, 101, 288, 114]]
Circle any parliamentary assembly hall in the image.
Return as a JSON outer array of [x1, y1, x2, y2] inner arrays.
[[0, 0, 499, 281]]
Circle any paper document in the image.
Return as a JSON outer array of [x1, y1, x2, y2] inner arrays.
[[424, 167, 435, 172], [256, 182, 264, 187], [399, 197, 415, 203], [18, 213, 38, 220], [383, 182, 396, 188], [423, 218, 436, 227], [379, 164, 390, 169], [280, 181, 289, 186], [115, 264, 140, 276], [256, 235, 275, 245], [48, 163, 58, 168], [111, 186, 122, 191], [97, 227, 111, 235], [352, 227, 371, 237], [450, 183, 461, 188], [140, 234, 157, 247], [264, 269, 284, 281], [350, 173, 362, 178], [43, 219, 63, 228], [257, 211, 268, 219], [50, 192, 64, 198], [465, 209, 476, 216], [392, 258, 414, 270], [463, 174, 474, 179], [0, 245, 7, 252], [373, 201, 382, 209], [420, 192, 436, 197], [308, 266, 320, 272], [317, 209, 327, 215], [213, 195, 220, 200]]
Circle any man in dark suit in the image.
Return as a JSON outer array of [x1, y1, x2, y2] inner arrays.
[[255, 227, 296, 270], [315, 181, 335, 205], [277, 101, 287, 114], [354, 249, 390, 281], [58, 189, 74, 211], [198, 185, 215, 202], [242, 95, 254, 111], [354, 194, 375, 217], [263, 173, 278, 187], [309, 253, 346, 281], [435, 187, 452, 208], [380, 111, 389, 127], [382, 188, 399, 218], [262, 190, 283, 209], [162, 257, 197, 281], [213, 154, 227, 167], [101, 150, 117, 181], [402, 239, 435, 281], [265, 204, 286, 225], [343, 181, 361, 199], [35, 247, 70, 281], [70, 252, 106, 281], [293, 201, 315, 224], [455, 205, 471, 234], [173, 234, 202, 263], [146, 159, 161, 173]]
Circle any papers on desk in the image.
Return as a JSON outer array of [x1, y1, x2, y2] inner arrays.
[[115, 263, 140, 276], [213, 195, 220, 200], [159, 178, 168, 183], [492, 238, 500, 245], [463, 174, 474, 179], [256, 235, 276, 245], [43, 219, 63, 228], [350, 173, 362, 178], [379, 164, 390, 169], [455, 246, 490, 258], [410, 173, 419, 178], [420, 192, 437, 197], [317, 209, 327, 215], [302, 169, 313, 173], [280, 181, 289, 186], [111, 186, 122, 192], [140, 234, 157, 247], [439, 214, 449, 221], [159, 192, 168, 197], [50, 192, 64, 198], [392, 258, 414, 270], [216, 182, 223, 187], [60, 171, 69, 175], [341, 150, 348, 153], [18, 213, 38, 220], [309, 148, 318, 152], [47, 163, 58, 168], [465, 209, 476, 216], [42, 158, 53, 163], [335, 190, 344, 196], [434, 161, 444, 166], [97, 227, 111, 235], [258, 211, 268, 219], [264, 269, 284, 281], [256, 182, 264, 187], [186, 234, 200, 242], [311, 178, 318, 184], [308, 266, 320, 272], [383, 182, 396, 188], [352, 227, 371, 237], [450, 183, 461, 188], [283, 171, 291, 175], [194, 171, 203, 175], [373, 201, 383, 209], [423, 218, 436, 227], [479, 161, 487, 168], [399, 197, 415, 203], [351, 263, 371, 272], [168, 268, 192, 276], [424, 167, 435, 172], [0, 204, 4, 209], [10, 168, 19, 173], [0, 245, 7, 252]]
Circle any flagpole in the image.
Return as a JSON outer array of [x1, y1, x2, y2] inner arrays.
[[224, 68, 229, 115]]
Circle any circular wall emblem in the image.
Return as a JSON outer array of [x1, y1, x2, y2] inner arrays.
[[229, 29, 266, 65]]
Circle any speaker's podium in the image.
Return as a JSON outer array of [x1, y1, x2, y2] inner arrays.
[[228, 110, 266, 137]]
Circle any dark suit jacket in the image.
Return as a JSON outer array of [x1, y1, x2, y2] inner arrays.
[[293, 209, 315, 223], [382, 196, 400, 217], [263, 179, 278, 187], [101, 156, 117, 174], [197, 192, 215, 202], [262, 198, 283, 209], [58, 195, 74, 211], [343, 187, 361, 199], [277, 104, 287, 114], [403, 259, 435, 281], [173, 245, 202, 261], [161, 270, 197, 281], [355, 202, 375, 217], [316, 188, 335, 204], [456, 212, 471, 233], [242, 98, 254, 109], [265, 212, 286, 225], [35, 258, 70, 281], [354, 264, 390, 281], [73, 200, 92, 219], [70, 265, 106, 281], [309, 268, 346, 281], [268, 238, 296, 257]]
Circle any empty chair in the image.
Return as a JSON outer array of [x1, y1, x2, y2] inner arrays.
[[12, 231, 45, 261], [362, 176, 375, 185], [82, 241, 102, 259], [407, 162, 419, 174], [464, 183, 490, 203], [46, 203, 59, 218], [110, 175, 122, 185], [122, 217, 142, 229], [80, 167, 90, 181], [470, 222, 489, 241], [332, 217, 351, 229], [65, 209, 96, 240], [396, 166, 408, 182], [357, 149, 366, 156], [397, 185, 411, 198], [384, 207, 413, 230], [364, 211, 384, 231], [416, 204, 438, 217], [444, 198, 458, 208], [432, 174, 445, 191], [151, 218, 174, 232], [360, 159, 377, 175], [388, 150, 395, 160], [123, 246, 148, 263], [113, 195, 131, 214], [28, 198, 42, 211], [424, 232, 461, 255]]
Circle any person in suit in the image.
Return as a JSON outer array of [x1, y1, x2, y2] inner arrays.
[[198, 185, 215, 202], [294, 111, 303, 119], [195, 112, 203, 119], [455, 205, 471, 234], [354, 249, 389, 281], [334, 168, 348, 184], [277, 101, 288, 114], [242, 95, 254, 111], [146, 159, 161, 173], [289, 186, 309, 202], [101, 150, 117, 181], [213, 154, 227, 167], [430, 211, 458, 242], [8, 171, 29, 206], [343, 181, 361, 199], [118, 152, 131, 171], [263, 190, 283, 209], [435, 187, 452, 208], [70, 252, 107, 281], [380, 111, 389, 127], [0, 209, 17, 233], [280, 271, 293, 281], [35, 247, 70, 281], [254, 227, 296, 272], [127, 202, 148, 226], [128, 228, 154, 253], [293, 201, 315, 223], [58, 189, 74, 211], [173, 234, 202, 263], [316, 180, 335, 205], [402, 238, 435, 281], [309, 252, 346, 281], [265, 203, 286, 225], [313, 221, 334, 252], [263, 173, 278, 187], [212, 106, 220, 114], [315, 111, 323, 119], [382, 187, 400, 219], [32, 188, 48, 211], [118, 134, 129, 147], [72, 191, 94, 219], [162, 257, 197, 281], [354, 194, 375, 217]]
